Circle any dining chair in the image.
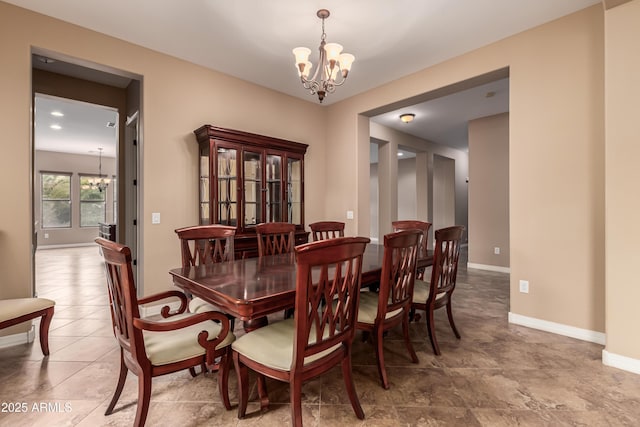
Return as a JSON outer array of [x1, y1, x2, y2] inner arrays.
[[174, 224, 236, 318], [95, 237, 235, 427], [356, 229, 421, 389], [411, 225, 464, 355], [232, 236, 370, 427], [392, 220, 432, 279], [255, 222, 296, 256], [309, 221, 345, 241]]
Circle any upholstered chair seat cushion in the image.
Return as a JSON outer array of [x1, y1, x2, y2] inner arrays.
[[143, 313, 235, 366], [232, 318, 340, 371], [356, 291, 402, 325], [412, 279, 446, 303], [0, 298, 55, 323], [188, 297, 217, 314]]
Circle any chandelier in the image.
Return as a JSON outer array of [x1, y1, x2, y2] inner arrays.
[[87, 147, 110, 193], [292, 9, 355, 103]]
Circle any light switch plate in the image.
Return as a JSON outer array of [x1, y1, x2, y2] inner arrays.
[[152, 212, 161, 224], [346, 210, 354, 220]]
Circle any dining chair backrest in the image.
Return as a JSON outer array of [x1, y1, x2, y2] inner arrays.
[[309, 221, 345, 241], [175, 224, 236, 268], [377, 229, 422, 323], [392, 220, 431, 259], [256, 222, 295, 256], [97, 238, 146, 365], [292, 236, 370, 370], [429, 225, 464, 303]]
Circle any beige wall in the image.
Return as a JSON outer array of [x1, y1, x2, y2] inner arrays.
[[0, 2, 326, 300], [328, 6, 605, 337], [35, 151, 117, 247], [369, 122, 469, 243], [604, 0, 640, 360], [468, 113, 510, 268]]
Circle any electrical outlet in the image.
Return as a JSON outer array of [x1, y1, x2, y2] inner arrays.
[[519, 280, 529, 294], [44, 233, 49, 239], [152, 212, 161, 224], [346, 210, 354, 220], [494, 247, 500, 255]]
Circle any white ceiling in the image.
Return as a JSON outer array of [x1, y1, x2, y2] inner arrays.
[[20, 0, 599, 152], [34, 95, 118, 158]]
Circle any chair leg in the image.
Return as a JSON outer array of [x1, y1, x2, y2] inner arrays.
[[373, 327, 389, 389], [290, 376, 303, 427], [426, 308, 441, 356], [446, 301, 461, 339], [233, 351, 249, 419], [39, 307, 54, 356], [133, 372, 152, 427], [341, 349, 364, 420], [105, 349, 128, 415], [217, 349, 232, 410], [257, 374, 269, 410], [402, 313, 419, 364]]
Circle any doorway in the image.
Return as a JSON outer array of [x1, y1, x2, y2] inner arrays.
[[31, 51, 142, 298]]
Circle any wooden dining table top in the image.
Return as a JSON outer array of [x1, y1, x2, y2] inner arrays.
[[169, 243, 433, 326]]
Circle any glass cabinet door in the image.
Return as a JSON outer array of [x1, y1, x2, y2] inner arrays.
[[217, 147, 237, 226], [287, 157, 303, 224], [199, 145, 210, 224], [265, 154, 282, 222], [243, 151, 262, 227]]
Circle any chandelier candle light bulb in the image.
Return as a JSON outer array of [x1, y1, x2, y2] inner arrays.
[[292, 9, 354, 103]]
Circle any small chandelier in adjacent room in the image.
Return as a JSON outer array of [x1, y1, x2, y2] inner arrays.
[[88, 147, 110, 192], [292, 9, 355, 103]]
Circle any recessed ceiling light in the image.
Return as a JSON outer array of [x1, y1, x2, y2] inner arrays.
[[50, 124, 62, 130], [51, 111, 64, 117], [397, 152, 404, 157]]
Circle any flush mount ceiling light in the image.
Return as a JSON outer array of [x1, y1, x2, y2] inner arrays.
[[399, 113, 415, 123], [292, 9, 355, 103]]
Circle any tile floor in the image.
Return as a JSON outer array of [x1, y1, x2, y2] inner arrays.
[[1, 245, 639, 426]]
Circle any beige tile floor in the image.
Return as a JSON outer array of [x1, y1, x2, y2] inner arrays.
[[1, 245, 639, 426]]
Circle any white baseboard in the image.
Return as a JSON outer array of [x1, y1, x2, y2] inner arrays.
[[467, 262, 510, 273], [0, 325, 35, 349], [603, 350, 640, 375], [508, 312, 606, 345], [37, 243, 96, 250]]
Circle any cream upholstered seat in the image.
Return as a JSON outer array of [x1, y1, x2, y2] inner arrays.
[[232, 236, 370, 427], [355, 229, 421, 389], [0, 297, 55, 356], [231, 319, 340, 371], [411, 225, 464, 356], [143, 313, 235, 366], [96, 237, 235, 427], [356, 292, 403, 324]]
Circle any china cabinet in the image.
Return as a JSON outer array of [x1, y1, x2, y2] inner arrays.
[[193, 125, 308, 257]]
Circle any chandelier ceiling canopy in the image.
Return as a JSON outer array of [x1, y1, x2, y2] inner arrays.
[[292, 9, 355, 103]]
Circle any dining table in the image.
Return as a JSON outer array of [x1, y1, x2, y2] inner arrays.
[[170, 243, 433, 331]]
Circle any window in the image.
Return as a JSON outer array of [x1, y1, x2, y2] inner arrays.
[[41, 173, 71, 228], [80, 175, 106, 227]]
